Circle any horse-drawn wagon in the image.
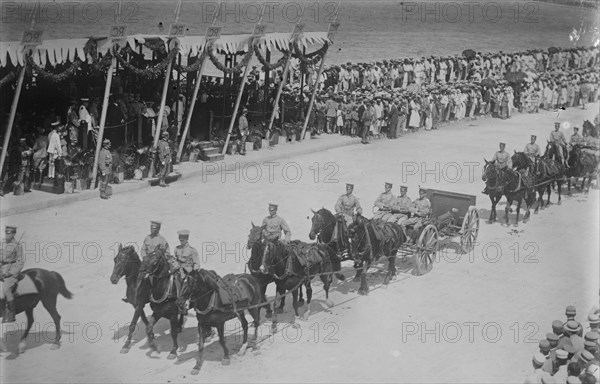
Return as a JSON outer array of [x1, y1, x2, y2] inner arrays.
[[397, 188, 479, 275]]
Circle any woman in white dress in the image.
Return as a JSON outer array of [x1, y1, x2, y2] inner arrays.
[[408, 98, 421, 130]]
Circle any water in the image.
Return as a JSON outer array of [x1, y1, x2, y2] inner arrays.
[[1, 0, 599, 66]]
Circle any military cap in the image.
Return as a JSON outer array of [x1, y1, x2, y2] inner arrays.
[[51, 120, 60, 126], [555, 349, 568, 360], [385, 182, 393, 188], [419, 186, 427, 192], [268, 203, 278, 209], [346, 183, 354, 188], [588, 313, 600, 325], [150, 220, 162, 227], [499, 142, 506, 146], [566, 377, 581, 384], [400, 185, 408, 190], [580, 350, 595, 364], [566, 305, 577, 316], [554, 122, 561, 126], [565, 320, 579, 332], [161, 131, 169, 137], [539, 339, 551, 349], [5, 226, 17, 233], [547, 332, 560, 342], [80, 97, 89, 102], [531, 135, 537, 139], [177, 230, 190, 238], [552, 320, 564, 332], [102, 138, 111, 145], [584, 332, 599, 342], [574, 127, 579, 131], [533, 352, 546, 365]]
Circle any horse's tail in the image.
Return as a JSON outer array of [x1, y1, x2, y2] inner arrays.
[[53, 271, 74, 299]]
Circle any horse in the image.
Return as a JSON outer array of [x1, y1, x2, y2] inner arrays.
[[246, 223, 289, 318], [511, 152, 549, 214], [137, 245, 185, 359], [566, 144, 598, 194], [308, 208, 352, 260], [348, 215, 404, 295], [109, 244, 149, 353], [482, 160, 504, 223], [177, 269, 262, 375], [496, 165, 536, 226], [1, 269, 72, 353]]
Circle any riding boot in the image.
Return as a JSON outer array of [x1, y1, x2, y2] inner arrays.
[[3, 300, 16, 323]]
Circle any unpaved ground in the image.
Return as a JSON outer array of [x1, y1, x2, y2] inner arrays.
[[1, 104, 598, 383]]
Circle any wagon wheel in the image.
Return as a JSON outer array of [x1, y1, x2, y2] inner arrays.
[[460, 206, 480, 254], [415, 224, 438, 275]]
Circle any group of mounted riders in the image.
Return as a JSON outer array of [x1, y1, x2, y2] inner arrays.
[[483, 121, 599, 224]]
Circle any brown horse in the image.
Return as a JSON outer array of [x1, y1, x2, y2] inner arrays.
[[1, 269, 72, 353], [566, 144, 598, 194], [482, 160, 504, 223], [177, 269, 262, 375]]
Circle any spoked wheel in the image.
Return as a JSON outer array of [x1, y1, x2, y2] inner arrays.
[[415, 224, 438, 275], [460, 206, 480, 254]]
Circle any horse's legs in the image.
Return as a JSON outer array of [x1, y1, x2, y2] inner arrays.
[[353, 262, 363, 282], [300, 281, 313, 321], [358, 262, 370, 295], [291, 288, 300, 317], [546, 184, 552, 206], [18, 307, 35, 354], [217, 323, 230, 365], [276, 285, 286, 313], [122, 306, 142, 353], [556, 181, 562, 204], [297, 284, 305, 307], [41, 293, 62, 350], [191, 318, 205, 375], [146, 313, 158, 353], [384, 254, 397, 285], [237, 312, 250, 356], [504, 197, 512, 225], [488, 194, 496, 222], [514, 198, 522, 227], [260, 284, 272, 318], [167, 314, 179, 359]]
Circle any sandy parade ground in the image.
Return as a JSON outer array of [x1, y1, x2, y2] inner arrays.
[[0, 104, 599, 383]]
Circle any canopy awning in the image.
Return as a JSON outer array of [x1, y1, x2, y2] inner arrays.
[[0, 31, 330, 68]]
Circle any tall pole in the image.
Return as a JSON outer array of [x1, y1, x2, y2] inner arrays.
[[91, 55, 117, 185], [265, 52, 292, 140], [0, 58, 27, 177], [300, 49, 328, 140], [177, 48, 208, 162]]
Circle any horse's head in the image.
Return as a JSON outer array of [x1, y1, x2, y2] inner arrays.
[[177, 269, 217, 312], [308, 208, 334, 240], [110, 244, 140, 284], [141, 244, 170, 278], [247, 222, 264, 249], [511, 151, 530, 171], [482, 159, 497, 183]]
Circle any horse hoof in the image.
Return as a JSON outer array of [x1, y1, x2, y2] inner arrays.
[[222, 358, 231, 366], [167, 352, 177, 360], [120, 346, 130, 354], [557, 201, 562, 205], [49, 343, 60, 351], [297, 299, 305, 306], [358, 289, 369, 296], [18, 342, 27, 354], [238, 344, 248, 356], [514, 223, 519, 228], [191, 369, 200, 375], [325, 299, 334, 308]]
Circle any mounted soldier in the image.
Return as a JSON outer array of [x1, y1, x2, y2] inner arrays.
[[1, 225, 24, 323], [372, 182, 395, 221], [170, 229, 200, 313], [260, 204, 292, 271], [549, 122, 569, 167], [483, 142, 512, 194], [333, 183, 362, 245], [569, 126, 585, 147]]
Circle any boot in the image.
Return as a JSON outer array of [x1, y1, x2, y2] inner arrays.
[[3, 300, 15, 323]]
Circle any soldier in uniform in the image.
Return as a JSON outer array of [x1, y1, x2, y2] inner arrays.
[[388, 185, 412, 226], [17, 138, 33, 192], [157, 131, 171, 187], [124, 220, 170, 303], [260, 204, 292, 269], [238, 108, 249, 156], [492, 142, 512, 170], [98, 139, 113, 200], [333, 184, 363, 245], [170, 230, 200, 313], [372, 182, 395, 221], [401, 187, 431, 244], [570, 127, 586, 147], [0, 226, 24, 323], [524, 135, 541, 162], [549, 122, 569, 167]]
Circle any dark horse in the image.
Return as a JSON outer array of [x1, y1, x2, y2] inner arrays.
[[110, 244, 149, 353], [308, 208, 351, 259], [177, 269, 261, 375], [1, 269, 72, 353], [566, 144, 598, 194], [246, 223, 289, 318], [498, 165, 536, 226], [482, 160, 504, 223], [511, 151, 563, 213], [348, 215, 404, 295], [137, 245, 185, 359]]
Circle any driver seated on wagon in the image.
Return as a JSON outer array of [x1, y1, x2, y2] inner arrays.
[[333, 183, 363, 238], [372, 182, 395, 222], [400, 187, 431, 245], [388, 185, 412, 226], [168, 229, 201, 313]]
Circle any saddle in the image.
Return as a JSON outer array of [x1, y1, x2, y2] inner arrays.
[[288, 242, 324, 269], [214, 273, 254, 307], [0, 274, 38, 299]]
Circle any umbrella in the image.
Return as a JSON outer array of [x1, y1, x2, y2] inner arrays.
[[548, 46, 559, 54], [504, 71, 527, 83], [481, 78, 497, 87], [462, 49, 476, 59]]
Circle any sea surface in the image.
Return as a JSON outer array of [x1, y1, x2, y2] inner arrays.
[[1, 0, 599, 66]]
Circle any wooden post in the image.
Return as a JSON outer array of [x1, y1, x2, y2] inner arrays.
[[209, 110, 214, 141], [221, 53, 253, 155], [0, 59, 27, 177], [91, 55, 117, 186], [177, 50, 208, 162], [300, 50, 327, 140], [137, 115, 142, 145], [262, 48, 270, 120], [266, 51, 292, 140], [149, 51, 174, 177], [175, 52, 182, 138]]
